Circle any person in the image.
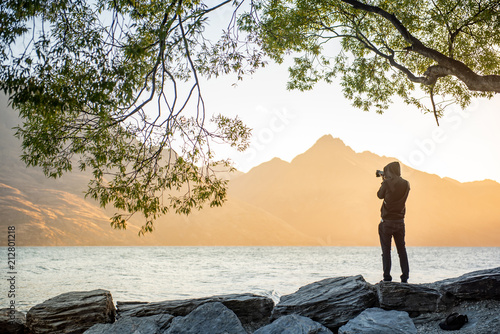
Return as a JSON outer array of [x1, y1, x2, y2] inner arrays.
[[377, 161, 411, 283]]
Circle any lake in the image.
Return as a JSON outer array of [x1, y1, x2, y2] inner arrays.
[[2, 246, 499, 312]]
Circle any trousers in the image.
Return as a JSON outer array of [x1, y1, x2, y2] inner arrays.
[[378, 219, 410, 282]]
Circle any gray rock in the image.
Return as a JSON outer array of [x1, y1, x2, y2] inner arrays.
[[413, 299, 500, 334], [83, 314, 173, 334], [26, 289, 115, 334], [254, 314, 333, 334], [338, 307, 417, 334], [272, 275, 377, 330], [117, 293, 273, 333], [436, 267, 500, 302], [164, 302, 246, 334], [0, 308, 27, 334], [377, 282, 441, 315]]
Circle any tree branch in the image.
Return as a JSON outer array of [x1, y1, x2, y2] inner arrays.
[[429, 84, 440, 126], [340, 0, 500, 93]]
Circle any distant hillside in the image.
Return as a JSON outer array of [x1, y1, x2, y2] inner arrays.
[[0, 94, 159, 245], [1, 93, 500, 246], [0, 94, 311, 246], [229, 135, 500, 246]]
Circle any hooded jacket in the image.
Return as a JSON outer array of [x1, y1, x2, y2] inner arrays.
[[377, 162, 410, 221]]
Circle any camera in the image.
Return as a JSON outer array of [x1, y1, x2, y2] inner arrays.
[[375, 170, 384, 178]]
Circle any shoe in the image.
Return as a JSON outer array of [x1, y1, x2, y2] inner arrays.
[[439, 313, 468, 330]]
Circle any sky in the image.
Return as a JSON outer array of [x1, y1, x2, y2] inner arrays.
[[186, 2, 500, 184], [6, 1, 500, 185], [198, 60, 500, 184]]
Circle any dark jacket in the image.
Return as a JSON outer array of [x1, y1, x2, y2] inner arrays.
[[377, 162, 410, 221]]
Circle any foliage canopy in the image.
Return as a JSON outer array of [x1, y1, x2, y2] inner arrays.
[[0, 0, 262, 233], [2, 0, 500, 232], [249, 0, 500, 123]]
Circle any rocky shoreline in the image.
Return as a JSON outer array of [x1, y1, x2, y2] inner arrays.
[[1, 267, 499, 334]]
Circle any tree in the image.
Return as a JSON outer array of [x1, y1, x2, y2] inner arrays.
[[2, 0, 500, 233], [0, 0, 262, 234], [247, 0, 500, 124]]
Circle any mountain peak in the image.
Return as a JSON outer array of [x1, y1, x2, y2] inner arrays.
[[316, 134, 345, 145], [311, 134, 351, 151], [298, 134, 353, 159], [287, 134, 357, 172]]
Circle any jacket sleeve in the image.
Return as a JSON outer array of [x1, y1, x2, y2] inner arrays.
[[377, 181, 386, 199]]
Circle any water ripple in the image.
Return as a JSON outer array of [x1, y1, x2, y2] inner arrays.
[[1, 246, 498, 312]]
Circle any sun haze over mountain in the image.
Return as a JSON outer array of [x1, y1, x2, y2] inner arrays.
[[1, 92, 499, 246], [229, 134, 500, 246]]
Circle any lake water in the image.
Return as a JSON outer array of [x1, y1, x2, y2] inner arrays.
[[1, 246, 499, 313]]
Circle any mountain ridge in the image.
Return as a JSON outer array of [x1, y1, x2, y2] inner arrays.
[[228, 135, 500, 246], [1, 93, 499, 246]]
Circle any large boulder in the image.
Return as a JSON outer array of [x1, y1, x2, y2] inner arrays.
[[0, 308, 27, 334], [117, 293, 273, 332], [436, 267, 500, 302], [164, 302, 246, 334], [27, 289, 115, 334], [254, 314, 333, 334], [338, 307, 417, 334], [377, 282, 441, 315], [271, 275, 377, 330], [84, 314, 173, 334]]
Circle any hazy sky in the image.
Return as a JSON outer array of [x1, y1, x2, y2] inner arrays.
[[199, 60, 500, 184], [186, 3, 500, 184], [6, 3, 499, 184]]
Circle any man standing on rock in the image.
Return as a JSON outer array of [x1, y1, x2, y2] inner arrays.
[[377, 161, 411, 283]]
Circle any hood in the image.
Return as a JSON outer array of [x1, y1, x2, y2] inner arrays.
[[384, 161, 401, 178]]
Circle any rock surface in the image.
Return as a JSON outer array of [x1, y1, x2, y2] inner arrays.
[[0, 308, 27, 334], [117, 293, 273, 332], [84, 314, 173, 334], [272, 275, 377, 330], [413, 299, 500, 334], [254, 314, 333, 334], [17, 267, 500, 334], [163, 302, 246, 334], [338, 307, 417, 334], [26, 289, 115, 334], [436, 267, 500, 302], [377, 282, 441, 315]]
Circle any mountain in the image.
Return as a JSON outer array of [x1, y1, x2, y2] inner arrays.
[[228, 135, 384, 245], [0, 94, 159, 245], [1, 92, 500, 246], [0, 93, 311, 246], [229, 135, 500, 246]]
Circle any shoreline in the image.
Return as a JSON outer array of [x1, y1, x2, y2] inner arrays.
[[5, 246, 500, 315], [2, 267, 499, 334]]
